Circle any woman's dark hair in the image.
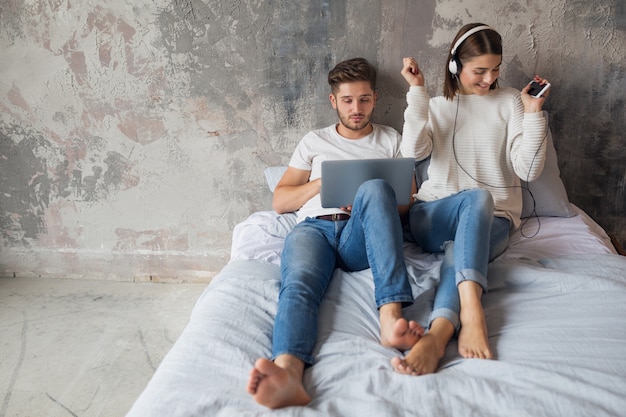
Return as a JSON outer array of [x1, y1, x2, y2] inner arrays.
[[443, 23, 502, 100], [328, 58, 377, 94]]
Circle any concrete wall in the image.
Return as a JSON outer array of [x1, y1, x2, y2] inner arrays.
[[1, 0, 624, 281]]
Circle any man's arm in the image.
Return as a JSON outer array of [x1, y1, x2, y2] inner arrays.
[[272, 166, 320, 214]]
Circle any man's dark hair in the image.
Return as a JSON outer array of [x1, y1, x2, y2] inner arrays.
[[328, 58, 377, 94]]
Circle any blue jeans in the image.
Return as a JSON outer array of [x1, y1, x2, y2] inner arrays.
[[274, 179, 414, 364], [407, 189, 510, 330]]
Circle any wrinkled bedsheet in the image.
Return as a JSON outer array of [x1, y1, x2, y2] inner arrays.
[[127, 207, 626, 417]]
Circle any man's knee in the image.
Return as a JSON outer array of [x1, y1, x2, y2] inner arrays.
[[355, 179, 394, 203]]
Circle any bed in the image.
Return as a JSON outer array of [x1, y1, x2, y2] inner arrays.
[[126, 125, 626, 417]]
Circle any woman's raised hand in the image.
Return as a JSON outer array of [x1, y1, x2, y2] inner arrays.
[[401, 57, 425, 87], [521, 74, 550, 113]]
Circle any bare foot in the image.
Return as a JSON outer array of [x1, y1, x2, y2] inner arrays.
[[458, 282, 493, 359], [247, 357, 311, 409], [379, 303, 424, 350], [391, 318, 454, 375], [458, 307, 493, 359]]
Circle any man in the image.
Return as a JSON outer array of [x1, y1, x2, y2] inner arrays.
[[246, 57, 421, 409]]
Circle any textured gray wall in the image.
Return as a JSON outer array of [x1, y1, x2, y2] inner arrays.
[[0, 0, 624, 281]]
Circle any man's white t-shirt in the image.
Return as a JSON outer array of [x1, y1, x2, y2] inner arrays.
[[288, 123, 402, 223]]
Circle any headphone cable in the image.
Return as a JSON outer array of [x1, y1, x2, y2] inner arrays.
[[450, 93, 549, 238]]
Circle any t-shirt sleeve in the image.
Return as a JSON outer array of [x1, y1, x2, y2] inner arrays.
[[288, 134, 314, 171]]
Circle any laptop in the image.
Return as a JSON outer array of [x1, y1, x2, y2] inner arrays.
[[320, 158, 415, 208]]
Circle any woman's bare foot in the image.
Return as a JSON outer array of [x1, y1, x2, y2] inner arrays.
[[247, 356, 311, 409], [458, 281, 493, 359], [391, 317, 454, 375], [379, 302, 424, 350]]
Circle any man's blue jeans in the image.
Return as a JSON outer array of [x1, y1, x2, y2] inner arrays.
[[274, 179, 414, 365], [407, 189, 510, 330]]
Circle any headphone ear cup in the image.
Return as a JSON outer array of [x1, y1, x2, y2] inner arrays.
[[448, 58, 457, 75], [448, 56, 460, 75]]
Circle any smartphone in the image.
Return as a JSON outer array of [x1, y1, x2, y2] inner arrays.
[[528, 80, 550, 98]]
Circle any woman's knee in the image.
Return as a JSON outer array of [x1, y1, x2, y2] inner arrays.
[[463, 188, 494, 214]]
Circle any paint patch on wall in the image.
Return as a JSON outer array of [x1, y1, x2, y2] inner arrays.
[[0, 122, 142, 246], [0, 127, 50, 245]]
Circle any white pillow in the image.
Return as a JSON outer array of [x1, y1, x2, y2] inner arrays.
[[520, 112, 574, 218], [231, 210, 297, 265], [264, 166, 287, 192]]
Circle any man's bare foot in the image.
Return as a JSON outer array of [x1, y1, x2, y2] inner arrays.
[[247, 357, 311, 409], [391, 317, 454, 375], [379, 302, 424, 350], [458, 281, 493, 359]]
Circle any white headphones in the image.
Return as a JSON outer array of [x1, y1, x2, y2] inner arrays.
[[448, 25, 493, 75]]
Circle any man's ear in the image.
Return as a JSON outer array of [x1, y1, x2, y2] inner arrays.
[[329, 93, 337, 109]]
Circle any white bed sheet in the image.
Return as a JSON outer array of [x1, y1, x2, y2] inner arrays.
[[502, 204, 617, 259], [127, 205, 626, 417]]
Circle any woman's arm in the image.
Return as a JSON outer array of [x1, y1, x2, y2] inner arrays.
[[400, 57, 433, 160], [510, 77, 551, 181]]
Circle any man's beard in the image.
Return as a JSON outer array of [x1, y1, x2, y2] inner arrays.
[[337, 110, 372, 132]]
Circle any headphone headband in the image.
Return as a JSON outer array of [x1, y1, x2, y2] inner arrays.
[[450, 25, 493, 55], [448, 25, 494, 75]]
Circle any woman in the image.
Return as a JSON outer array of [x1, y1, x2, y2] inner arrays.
[[394, 23, 550, 375]]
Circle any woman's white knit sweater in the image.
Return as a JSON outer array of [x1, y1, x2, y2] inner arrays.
[[401, 85, 547, 229]]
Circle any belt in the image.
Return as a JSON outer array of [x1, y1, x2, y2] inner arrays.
[[316, 213, 351, 221]]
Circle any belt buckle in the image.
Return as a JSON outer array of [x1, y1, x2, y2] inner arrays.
[[331, 213, 340, 221]]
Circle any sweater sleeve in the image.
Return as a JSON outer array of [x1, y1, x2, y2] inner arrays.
[[401, 86, 433, 160], [509, 96, 548, 182]]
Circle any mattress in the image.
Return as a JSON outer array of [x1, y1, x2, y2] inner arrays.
[[126, 204, 626, 417]]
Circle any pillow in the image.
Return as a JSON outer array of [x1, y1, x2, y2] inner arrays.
[[264, 166, 287, 192], [520, 111, 574, 218], [231, 210, 297, 265]]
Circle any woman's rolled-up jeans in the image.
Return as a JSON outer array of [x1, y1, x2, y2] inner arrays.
[[407, 188, 510, 330]]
